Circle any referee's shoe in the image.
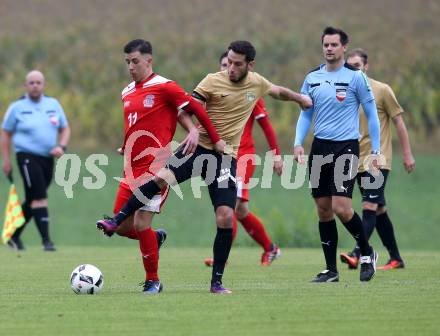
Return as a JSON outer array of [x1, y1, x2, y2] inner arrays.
[[311, 270, 339, 283], [360, 250, 378, 281]]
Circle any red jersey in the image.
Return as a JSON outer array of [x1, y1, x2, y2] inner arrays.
[[121, 73, 190, 176], [237, 98, 269, 157]]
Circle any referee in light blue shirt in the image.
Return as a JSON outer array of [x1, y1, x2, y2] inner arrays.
[[1, 70, 70, 251], [293, 27, 381, 283]]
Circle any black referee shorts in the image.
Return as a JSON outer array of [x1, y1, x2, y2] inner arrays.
[[167, 145, 237, 210], [357, 169, 389, 206], [16, 152, 54, 202], [308, 137, 359, 199]]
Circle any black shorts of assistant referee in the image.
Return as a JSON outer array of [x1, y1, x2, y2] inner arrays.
[[16, 152, 54, 201], [308, 137, 359, 199], [167, 145, 237, 210], [357, 169, 389, 206]]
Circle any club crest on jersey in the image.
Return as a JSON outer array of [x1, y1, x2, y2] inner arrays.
[[336, 89, 347, 102], [245, 91, 256, 102], [49, 115, 59, 126], [143, 94, 155, 108]]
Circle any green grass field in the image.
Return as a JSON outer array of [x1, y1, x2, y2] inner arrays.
[[1, 153, 439, 250], [1, 154, 439, 335], [1, 246, 439, 336]]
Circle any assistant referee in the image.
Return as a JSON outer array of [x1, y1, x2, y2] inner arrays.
[[1, 70, 70, 251]]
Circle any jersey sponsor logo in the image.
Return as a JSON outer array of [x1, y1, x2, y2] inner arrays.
[[245, 91, 256, 102], [143, 94, 155, 108], [336, 88, 347, 102], [124, 100, 131, 108]]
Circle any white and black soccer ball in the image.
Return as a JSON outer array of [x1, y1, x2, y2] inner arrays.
[[70, 264, 104, 294]]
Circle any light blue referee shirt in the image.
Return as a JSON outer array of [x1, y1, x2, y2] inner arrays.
[[294, 63, 380, 152], [2, 94, 68, 157]]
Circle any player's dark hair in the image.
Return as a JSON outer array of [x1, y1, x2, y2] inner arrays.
[[347, 48, 368, 65], [321, 26, 349, 45], [124, 39, 153, 54], [228, 41, 256, 62], [219, 51, 228, 64]]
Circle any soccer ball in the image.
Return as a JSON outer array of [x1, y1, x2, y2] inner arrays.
[[70, 264, 104, 294]]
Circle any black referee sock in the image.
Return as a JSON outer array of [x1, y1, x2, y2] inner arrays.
[[363, 209, 377, 239], [12, 202, 33, 239], [114, 180, 162, 224], [32, 207, 51, 243], [342, 212, 372, 256], [376, 212, 402, 261], [212, 228, 233, 284], [319, 220, 338, 273]]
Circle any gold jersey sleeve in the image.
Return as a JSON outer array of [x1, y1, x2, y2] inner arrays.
[[194, 71, 273, 157], [359, 78, 404, 171]]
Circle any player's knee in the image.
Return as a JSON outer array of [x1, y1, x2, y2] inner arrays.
[[31, 199, 48, 208], [215, 207, 234, 228], [235, 202, 249, 220], [316, 205, 333, 221], [332, 204, 351, 220], [154, 169, 174, 189], [376, 205, 387, 215], [362, 201, 378, 211]]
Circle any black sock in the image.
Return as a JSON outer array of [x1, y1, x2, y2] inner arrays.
[[114, 181, 162, 224], [376, 212, 402, 261], [350, 208, 375, 258], [12, 202, 33, 239], [342, 212, 372, 256], [319, 220, 338, 273], [212, 228, 233, 284], [351, 245, 361, 258], [32, 207, 51, 243], [363, 209, 377, 239]]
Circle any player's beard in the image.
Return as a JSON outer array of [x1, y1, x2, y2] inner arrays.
[[230, 69, 248, 83]]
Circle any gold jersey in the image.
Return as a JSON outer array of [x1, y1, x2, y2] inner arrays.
[[193, 70, 272, 157], [359, 77, 403, 171]]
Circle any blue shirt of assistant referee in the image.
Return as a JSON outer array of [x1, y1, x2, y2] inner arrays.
[[2, 94, 68, 157], [294, 63, 380, 152]]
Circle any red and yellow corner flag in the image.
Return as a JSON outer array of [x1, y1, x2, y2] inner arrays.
[[2, 183, 25, 244]]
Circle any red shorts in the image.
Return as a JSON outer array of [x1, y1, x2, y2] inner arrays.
[[113, 164, 169, 215], [236, 155, 256, 202]]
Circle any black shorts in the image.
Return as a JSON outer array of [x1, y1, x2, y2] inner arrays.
[[357, 169, 389, 206], [16, 152, 54, 202], [167, 145, 237, 210], [308, 138, 359, 199]]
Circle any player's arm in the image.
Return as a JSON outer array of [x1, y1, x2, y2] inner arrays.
[[268, 84, 312, 110], [50, 126, 71, 158], [51, 101, 71, 158], [181, 98, 225, 154], [392, 114, 415, 173], [0, 129, 13, 176], [293, 108, 314, 164], [382, 85, 415, 173], [257, 116, 282, 175], [177, 110, 199, 155], [1, 104, 16, 176], [361, 100, 380, 153]]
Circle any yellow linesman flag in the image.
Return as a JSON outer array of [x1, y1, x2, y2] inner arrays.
[[2, 183, 25, 244]]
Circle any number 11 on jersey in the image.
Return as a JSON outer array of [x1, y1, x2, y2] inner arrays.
[[128, 112, 138, 127]]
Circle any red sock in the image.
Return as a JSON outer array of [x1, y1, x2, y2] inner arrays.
[[240, 212, 272, 251], [136, 227, 159, 281], [118, 227, 138, 240], [232, 213, 238, 242]]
